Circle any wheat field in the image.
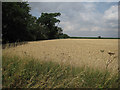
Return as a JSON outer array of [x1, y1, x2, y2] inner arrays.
[[3, 39, 118, 74]]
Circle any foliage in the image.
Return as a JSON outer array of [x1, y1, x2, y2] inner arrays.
[[98, 36, 101, 39], [2, 2, 69, 44], [59, 33, 70, 39], [2, 2, 31, 43], [37, 13, 63, 39]]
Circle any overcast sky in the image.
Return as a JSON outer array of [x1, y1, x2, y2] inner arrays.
[[28, 2, 118, 37]]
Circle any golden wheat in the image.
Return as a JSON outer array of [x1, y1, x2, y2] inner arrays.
[[3, 39, 118, 74]]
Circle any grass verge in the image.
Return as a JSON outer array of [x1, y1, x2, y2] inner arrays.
[[2, 55, 119, 88]]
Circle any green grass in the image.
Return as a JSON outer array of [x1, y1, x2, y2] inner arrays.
[[2, 55, 119, 88]]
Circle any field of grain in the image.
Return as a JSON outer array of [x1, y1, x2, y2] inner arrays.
[[3, 39, 118, 73]]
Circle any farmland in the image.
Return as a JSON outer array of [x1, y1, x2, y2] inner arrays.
[[3, 39, 118, 72], [2, 2, 120, 88], [2, 39, 119, 88]]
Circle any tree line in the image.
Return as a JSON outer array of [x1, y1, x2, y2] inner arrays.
[[2, 2, 69, 44]]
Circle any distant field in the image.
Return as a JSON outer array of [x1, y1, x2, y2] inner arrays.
[[69, 37, 120, 39], [3, 39, 118, 73]]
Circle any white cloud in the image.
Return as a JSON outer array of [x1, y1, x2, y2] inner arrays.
[[103, 5, 118, 21], [102, 5, 118, 32], [60, 21, 74, 31], [27, 0, 119, 2], [29, 2, 118, 37], [91, 27, 101, 31]]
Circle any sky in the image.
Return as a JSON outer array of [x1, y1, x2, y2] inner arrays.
[[28, 2, 118, 37]]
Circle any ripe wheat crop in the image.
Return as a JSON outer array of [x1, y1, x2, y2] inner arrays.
[[3, 39, 118, 73], [2, 39, 119, 88]]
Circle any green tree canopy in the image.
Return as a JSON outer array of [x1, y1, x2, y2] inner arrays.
[[37, 13, 62, 39], [2, 2, 31, 43], [2, 2, 69, 44]]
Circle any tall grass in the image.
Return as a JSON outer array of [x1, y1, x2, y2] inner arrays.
[[2, 55, 119, 88]]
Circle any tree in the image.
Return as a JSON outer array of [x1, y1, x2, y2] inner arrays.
[[59, 33, 70, 39], [98, 36, 101, 39], [37, 13, 62, 39], [2, 3, 68, 43], [2, 2, 31, 43], [26, 15, 38, 41]]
